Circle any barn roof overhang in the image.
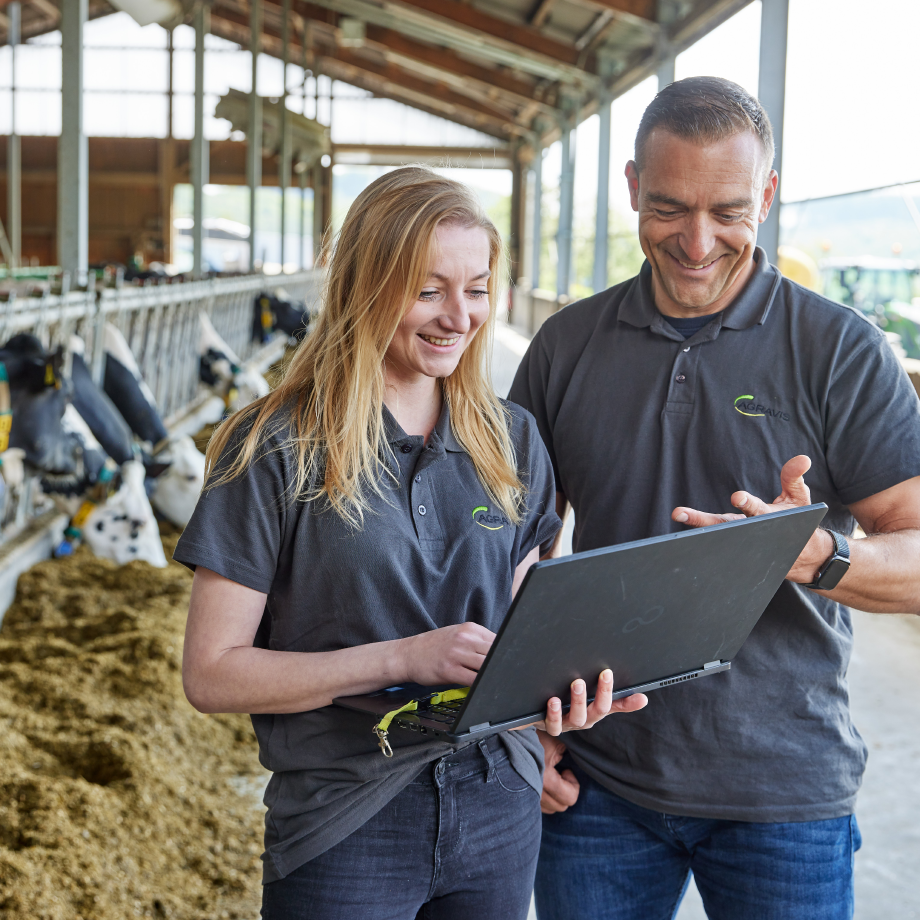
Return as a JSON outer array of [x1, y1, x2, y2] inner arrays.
[[3, 0, 753, 156]]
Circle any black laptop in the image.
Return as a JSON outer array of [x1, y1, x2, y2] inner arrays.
[[334, 504, 827, 744]]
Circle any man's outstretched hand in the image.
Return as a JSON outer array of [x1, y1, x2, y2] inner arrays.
[[670, 454, 833, 584]]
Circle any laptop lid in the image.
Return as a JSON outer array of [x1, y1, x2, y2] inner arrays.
[[452, 504, 827, 733]]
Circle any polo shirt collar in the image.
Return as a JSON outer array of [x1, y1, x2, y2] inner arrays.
[[618, 247, 782, 334], [381, 398, 465, 453]]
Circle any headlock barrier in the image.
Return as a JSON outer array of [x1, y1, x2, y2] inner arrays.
[[0, 270, 324, 615]]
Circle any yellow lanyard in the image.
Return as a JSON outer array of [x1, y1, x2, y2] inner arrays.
[[373, 687, 469, 757]]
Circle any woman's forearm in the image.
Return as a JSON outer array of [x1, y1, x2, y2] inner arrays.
[[183, 640, 407, 714]]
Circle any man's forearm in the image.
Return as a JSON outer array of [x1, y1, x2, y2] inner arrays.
[[813, 529, 920, 614]]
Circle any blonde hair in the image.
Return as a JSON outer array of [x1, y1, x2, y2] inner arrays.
[[205, 166, 523, 527]]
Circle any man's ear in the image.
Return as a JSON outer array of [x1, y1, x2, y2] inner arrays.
[[759, 170, 779, 223], [625, 160, 640, 212]]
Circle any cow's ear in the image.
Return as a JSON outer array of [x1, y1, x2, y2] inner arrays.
[[144, 460, 173, 479]]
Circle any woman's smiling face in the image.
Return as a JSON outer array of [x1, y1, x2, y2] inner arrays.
[[384, 222, 492, 386]]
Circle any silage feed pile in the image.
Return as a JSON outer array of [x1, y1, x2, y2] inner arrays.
[[0, 535, 268, 919]]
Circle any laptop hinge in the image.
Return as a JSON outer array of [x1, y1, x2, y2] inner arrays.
[[467, 722, 490, 733], [703, 660, 722, 670]]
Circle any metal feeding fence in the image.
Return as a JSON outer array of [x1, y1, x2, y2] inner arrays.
[[0, 269, 324, 547]]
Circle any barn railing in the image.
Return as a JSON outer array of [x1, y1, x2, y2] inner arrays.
[[0, 270, 324, 577]]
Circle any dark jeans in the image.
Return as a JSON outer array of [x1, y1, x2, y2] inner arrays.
[[262, 737, 542, 920], [535, 762, 861, 920]]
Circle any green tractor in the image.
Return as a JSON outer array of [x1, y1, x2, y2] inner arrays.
[[821, 257, 920, 358]]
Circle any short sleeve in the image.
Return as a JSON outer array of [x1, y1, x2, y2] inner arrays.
[[507, 402, 562, 565], [173, 429, 292, 594], [825, 333, 920, 505], [508, 330, 562, 492]]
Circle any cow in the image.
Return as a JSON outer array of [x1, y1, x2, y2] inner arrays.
[[0, 334, 87, 490], [253, 290, 312, 344], [101, 323, 169, 449], [199, 312, 270, 413], [80, 460, 167, 568], [149, 435, 206, 528]]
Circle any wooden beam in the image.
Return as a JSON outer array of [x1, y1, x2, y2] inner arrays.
[[299, 0, 599, 84], [208, 8, 519, 138], [529, 0, 557, 28]]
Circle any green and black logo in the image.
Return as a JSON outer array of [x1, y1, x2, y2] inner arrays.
[[472, 505, 510, 531], [733, 394, 790, 422]]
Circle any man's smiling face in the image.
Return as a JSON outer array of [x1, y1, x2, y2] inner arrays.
[[626, 129, 777, 318]]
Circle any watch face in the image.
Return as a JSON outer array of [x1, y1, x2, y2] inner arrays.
[[819, 557, 850, 590]]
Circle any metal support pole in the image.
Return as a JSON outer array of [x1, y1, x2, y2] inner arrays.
[[167, 27, 174, 139], [191, 2, 208, 279], [312, 162, 325, 263], [593, 95, 611, 293], [279, 0, 290, 272], [531, 148, 542, 290], [657, 53, 675, 89], [8, 2, 21, 267], [299, 164, 306, 270], [556, 125, 576, 298], [58, 0, 88, 281], [247, 0, 262, 273], [758, 0, 789, 265]]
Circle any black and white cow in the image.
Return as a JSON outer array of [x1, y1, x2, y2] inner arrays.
[[199, 312, 270, 413], [253, 290, 312, 344]]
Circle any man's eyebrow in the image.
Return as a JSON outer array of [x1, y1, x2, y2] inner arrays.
[[428, 271, 491, 282], [644, 192, 686, 207], [643, 192, 753, 210]]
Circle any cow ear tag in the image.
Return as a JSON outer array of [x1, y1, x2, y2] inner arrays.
[[0, 362, 11, 453], [44, 363, 60, 388]]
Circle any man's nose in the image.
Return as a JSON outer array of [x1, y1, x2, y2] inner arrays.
[[679, 215, 717, 264]]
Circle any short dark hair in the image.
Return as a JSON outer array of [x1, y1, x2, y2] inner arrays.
[[635, 76, 774, 175]]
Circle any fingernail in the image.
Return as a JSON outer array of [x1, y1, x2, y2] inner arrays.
[[549, 699, 560, 711], [735, 495, 748, 507], [575, 679, 585, 693], [601, 669, 612, 683], [677, 512, 688, 523]]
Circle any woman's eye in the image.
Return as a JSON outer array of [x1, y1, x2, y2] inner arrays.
[[418, 290, 440, 301], [468, 289, 489, 299]]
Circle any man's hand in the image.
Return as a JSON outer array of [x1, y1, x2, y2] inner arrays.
[[671, 454, 832, 583], [537, 731, 581, 814]]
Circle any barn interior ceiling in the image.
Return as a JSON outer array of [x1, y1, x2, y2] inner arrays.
[[3, 0, 751, 152]]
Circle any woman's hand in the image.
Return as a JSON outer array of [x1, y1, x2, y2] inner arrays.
[[397, 622, 496, 687], [537, 669, 648, 736]]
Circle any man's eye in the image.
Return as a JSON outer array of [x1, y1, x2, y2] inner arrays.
[[654, 209, 680, 218], [719, 213, 743, 222]]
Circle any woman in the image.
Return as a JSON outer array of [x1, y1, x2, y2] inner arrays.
[[176, 167, 647, 919]]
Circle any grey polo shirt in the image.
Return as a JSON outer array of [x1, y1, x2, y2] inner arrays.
[[174, 399, 560, 880], [509, 248, 920, 823]]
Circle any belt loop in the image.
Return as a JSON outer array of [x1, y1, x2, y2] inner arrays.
[[478, 738, 496, 783]]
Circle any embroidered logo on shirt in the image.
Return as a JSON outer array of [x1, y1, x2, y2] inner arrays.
[[733, 394, 790, 421], [472, 505, 509, 531]]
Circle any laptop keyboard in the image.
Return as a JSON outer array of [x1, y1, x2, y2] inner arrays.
[[420, 699, 465, 723]]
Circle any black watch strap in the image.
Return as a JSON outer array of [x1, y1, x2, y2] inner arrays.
[[802, 530, 851, 590]]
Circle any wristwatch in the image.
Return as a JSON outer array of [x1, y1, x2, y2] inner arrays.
[[802, 530, 850, 590]]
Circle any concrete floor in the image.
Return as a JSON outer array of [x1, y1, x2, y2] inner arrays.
[[492, 323, 920, 920]]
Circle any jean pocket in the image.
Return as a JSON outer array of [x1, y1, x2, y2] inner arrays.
[[494, 755, 535, 794]]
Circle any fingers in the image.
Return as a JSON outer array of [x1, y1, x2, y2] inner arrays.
[[586, 669, 613, 723], [543, 697, 565, 736], [541, 767, 580, 814], [778, 455, 812, 505], [672, 507, 746, 528], [729, 491, 773, 517], [609, 692, 648, 713]]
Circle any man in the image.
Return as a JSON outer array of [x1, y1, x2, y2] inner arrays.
[[509, 77, 920, 920]]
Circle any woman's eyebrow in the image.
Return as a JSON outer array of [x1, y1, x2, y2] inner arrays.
[[428, 271, 491, 282]]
